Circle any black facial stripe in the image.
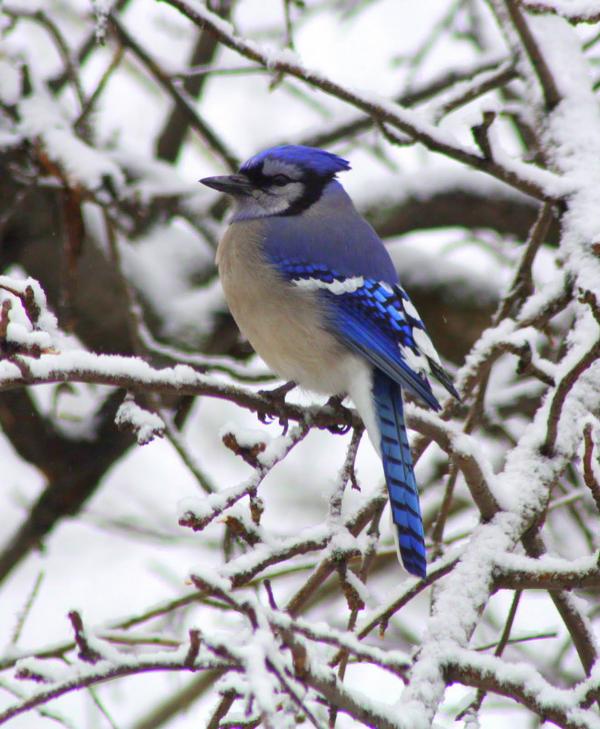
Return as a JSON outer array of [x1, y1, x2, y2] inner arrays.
[[242, 164, 269, 186], [241, 162, 333, 216], [280, 174, 328, 216]]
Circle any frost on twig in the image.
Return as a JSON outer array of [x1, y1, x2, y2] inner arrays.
[[114, 395, 165, 445], [0, 276, 57, 359], [2, 2, 600, 728]]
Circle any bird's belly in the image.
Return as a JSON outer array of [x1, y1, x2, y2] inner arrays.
[[249, 316, 347, 392], [217, 223, 353, 394], [225, 274, 351, 394]]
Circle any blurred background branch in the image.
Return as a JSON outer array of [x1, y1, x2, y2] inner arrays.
[[0, 1, 599, 727]]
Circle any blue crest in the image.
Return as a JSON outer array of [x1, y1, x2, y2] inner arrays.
[[240, 145, 351, 177]]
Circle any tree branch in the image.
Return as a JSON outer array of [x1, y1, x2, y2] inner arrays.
[[159, 0, 565, 200]]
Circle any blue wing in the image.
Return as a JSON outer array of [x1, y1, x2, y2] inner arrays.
[[269, 256, 459, 579], [270, 257, 458, 406]]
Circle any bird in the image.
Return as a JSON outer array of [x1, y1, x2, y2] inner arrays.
[[201, 145, 459, 578]]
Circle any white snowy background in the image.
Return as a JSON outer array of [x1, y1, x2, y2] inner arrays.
[[0, 0, 599, 727]]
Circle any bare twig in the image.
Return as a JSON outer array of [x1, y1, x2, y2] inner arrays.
[[110, 16, 238, 171], [503, 0, 562, 110], [9, 571, 44, 646], [582, 423, 600, 512], [4, 7, 86, 107], [542, 338, 600, 456], [456, 590, 521, 720], [67, 611, 101, 664]]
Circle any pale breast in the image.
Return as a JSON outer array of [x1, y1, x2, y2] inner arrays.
[[216, 220, 354, 394]]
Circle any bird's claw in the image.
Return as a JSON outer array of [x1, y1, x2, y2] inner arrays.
[[257, 381, 296, 434], [327, 422, 352, 435], [324, 395, 353, 434]]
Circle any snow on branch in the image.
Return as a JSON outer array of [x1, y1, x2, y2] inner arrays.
[[3, 2, 600, 727], [519, 0, 600, 23], [159, 0, 568, 201], [445, 647, 600, 729], [114, 396, 165, 445]]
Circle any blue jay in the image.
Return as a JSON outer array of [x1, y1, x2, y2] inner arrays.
[[201, 145, 458, 578]]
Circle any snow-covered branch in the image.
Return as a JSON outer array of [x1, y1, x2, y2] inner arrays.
[[160, 0, 567, 201], [2, 1, 600, 727]]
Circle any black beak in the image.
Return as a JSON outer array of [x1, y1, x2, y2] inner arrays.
[[199, 174, 251, 195]]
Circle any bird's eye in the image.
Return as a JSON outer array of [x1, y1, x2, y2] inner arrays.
[[271, 174, 292, 186]]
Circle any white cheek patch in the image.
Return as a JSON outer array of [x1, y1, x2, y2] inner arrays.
[[248, 190, 289, 215], [412, 327, 440, 362], [293, 276, 365, 294], [274, 181, 303, 201], [262, 159, 302, 179]]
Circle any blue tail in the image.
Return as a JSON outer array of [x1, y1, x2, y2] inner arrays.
[[372, 370, 426, 578]]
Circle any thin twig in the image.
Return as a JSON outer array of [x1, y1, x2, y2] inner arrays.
[[456, 590, 521, 719], [494, 201, 555, 323], [503, 0, 562, 110], [206, 692, 236, 729], [4, 8, 86, 107], [582, 423, 600, 512], [75, 46, 125, 130], [542, 338, 600, 456], [159, 0, 563, 201], [110, 16, 238, 171], [9, 571, 44, 646]]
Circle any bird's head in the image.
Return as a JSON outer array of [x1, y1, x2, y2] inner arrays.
[[200, 145, 350, 220]]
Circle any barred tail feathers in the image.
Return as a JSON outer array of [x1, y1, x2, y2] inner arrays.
[[372, 370, 427, 578]]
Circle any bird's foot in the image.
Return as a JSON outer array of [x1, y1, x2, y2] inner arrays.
[[257, 381, 296, 434], [324, 395, 352, 434]]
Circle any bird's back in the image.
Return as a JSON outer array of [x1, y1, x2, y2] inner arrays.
[[261, 182, 398, 283]]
